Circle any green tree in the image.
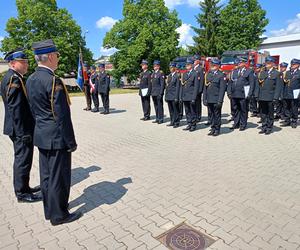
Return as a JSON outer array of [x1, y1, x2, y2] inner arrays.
[[103, 0, 181, 81], [189, 0, 222, 57], [0, 0, 93, 76], [217, 0, 268, 54]]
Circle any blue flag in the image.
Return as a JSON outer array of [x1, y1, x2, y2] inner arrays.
[[76, 55, 84, 90]]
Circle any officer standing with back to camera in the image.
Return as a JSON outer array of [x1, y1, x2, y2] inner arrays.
[[255, 56, 282, 135], [165, 62, 181, 128], [151, 60, 165, 124], [181, 58, 199, 132], [193, 55, 205, 122], [26, 39, 81, 225], [97, 63, 110, 114], [90, 65, 99, 113], [139, 60, 152, 121], [281, 59, 300, 128], [203, 58, 227, 136], [1, 48, 41, 203], [227, 58, 255, 131]]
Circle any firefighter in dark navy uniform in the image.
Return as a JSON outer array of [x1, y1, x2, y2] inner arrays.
[[0, 49, 41, 203], [203, 58, 227, 136], [90, 65, 99, 112], [176, 63, 184, 120], [82, 63, 91, 111], [165, 62, 181, 128], [181, 58, 199, 132], [255, 56, 282, 134], [151, 60, 165, 124], [281, 59, 300, 128], [193, 55, 205, 122], [26, 39, 82, 225], [97, 63, 110, 114], [227, 58, 255, 131], [139, 60, 152, 121], [278, 62, 288, 121]]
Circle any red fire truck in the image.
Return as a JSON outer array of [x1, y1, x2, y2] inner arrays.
[[173, 56, 218, 73], [220, 50, 280, 75]]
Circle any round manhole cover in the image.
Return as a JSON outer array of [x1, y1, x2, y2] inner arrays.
[[165, 228, 206, 250]]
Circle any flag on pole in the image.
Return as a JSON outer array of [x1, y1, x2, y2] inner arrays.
[[76, 55, 84, 91]]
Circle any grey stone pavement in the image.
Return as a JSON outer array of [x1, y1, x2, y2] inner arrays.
[[0, 93, 300, 250]]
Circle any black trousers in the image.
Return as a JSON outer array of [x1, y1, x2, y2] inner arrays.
[[183, 101, 197, 127], [100, 92, 109, 111], [10, 136, 34, 196], [167, 100, 180, 125], [152, 96, 164, 121], [179, 101, 184, 119], [230, 98, 234, 117], [83, 85, 91, 109], [208, 103, 222, 132], [196, 93, 202, 120], [39, 148, 71, 222], [249, 96, 258, 114], [91, 90, 99, 109], [232, 98, 248, 128], [284, 99, 299, 125], [274, 100, 283, 118], [141, 96, 151, 118], [259, 101, 274, 131]]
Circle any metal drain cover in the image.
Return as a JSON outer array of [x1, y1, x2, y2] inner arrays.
[[156, 222, 216, 250]]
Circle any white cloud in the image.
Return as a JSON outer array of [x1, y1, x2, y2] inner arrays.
[[164, 0, 200, 9], [0, 36, 4, 42], [176, 23, 194, 48], [96, 16, 118, 30], [100, 46, 119, 56], [270, 13, 300, 36]]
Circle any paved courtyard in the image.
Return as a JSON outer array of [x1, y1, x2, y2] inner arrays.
[[0, 93, 300, 250]]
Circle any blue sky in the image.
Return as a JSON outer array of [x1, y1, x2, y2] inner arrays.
[[0, 0, 300, 59]]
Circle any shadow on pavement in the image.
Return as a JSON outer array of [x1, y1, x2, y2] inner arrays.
[[71, 165, 101, 187], [69, 177, 133, 214]]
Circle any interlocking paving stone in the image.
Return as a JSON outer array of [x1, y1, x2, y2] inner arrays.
[[1, 94, 300, 249]]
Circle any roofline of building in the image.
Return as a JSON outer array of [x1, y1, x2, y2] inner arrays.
[[262, 33, 300, 45]]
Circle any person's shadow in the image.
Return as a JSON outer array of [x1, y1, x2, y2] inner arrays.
[[71, 165, 101, 187], [69, 177, 132, 214]]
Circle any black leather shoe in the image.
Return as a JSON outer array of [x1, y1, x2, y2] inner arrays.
[[103, 110, 109, 115], [265, 130, 272, 135], [100, 111, 105, 114], [30, 185, 41, 193], [152, 120, 158, 123], [183, 125, 191, 131], [17, 193, 42, 203], [91, 108, 99, 112], [189, 126, 196, 132], [51, 212, 83, 226], [257, 120, 262, 124], [173, 124, 179, 128], [204, 122, 211, 126], [239, 127, 246, 131], [144, 117, 150, 121], [258, 130, 266, 134], [281, 122, 291, 127], [166, 123, 174, 127], [229, 125, 238, 130], [208, 130, 215, 136], [140, 117, 145, 121], [291, 123, 297, 128], [213, 130, 220, 136], [158, 120, 164, 124]]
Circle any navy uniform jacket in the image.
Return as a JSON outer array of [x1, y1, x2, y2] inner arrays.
[[1, 69, 34, 137], [151, 70, 165, 97], [181, 70, 199, 102], [255, 68, 282, 101], [97, 71, 110, 94], [194, 65, 205, 94], [227, 67, 255, 98], [203, 70, 227, 104], [26, 67, 76, 150], [139, 70, 152, 96], [165, 72, 180, 101], [282, 69, 300, 99]]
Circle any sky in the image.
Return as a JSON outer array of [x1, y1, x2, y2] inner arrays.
[[0, 0, 300, 59]]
